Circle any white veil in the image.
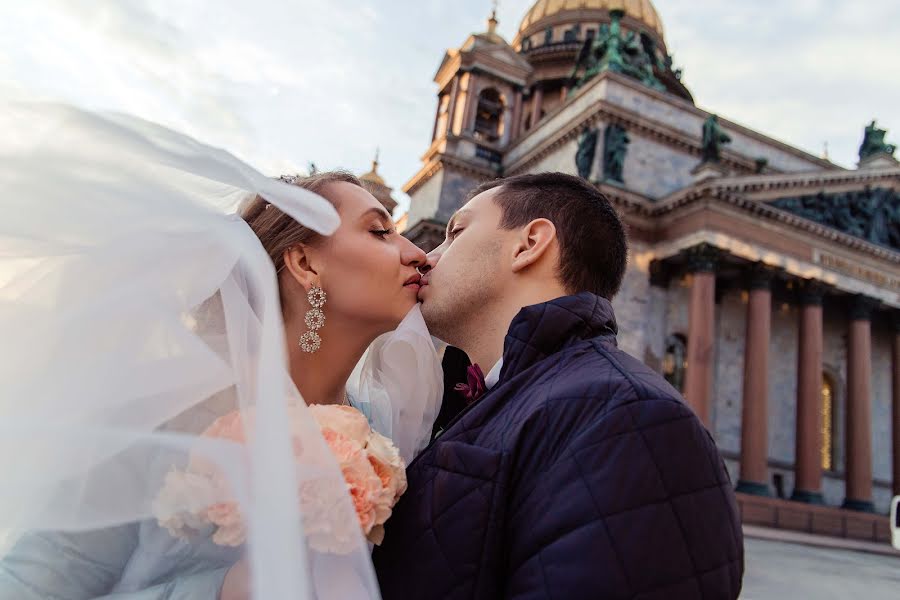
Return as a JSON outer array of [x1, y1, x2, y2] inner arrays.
[[0, 103, 385, 599]]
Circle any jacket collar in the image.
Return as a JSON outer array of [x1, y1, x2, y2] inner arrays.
[[498, 292, 618, 385]]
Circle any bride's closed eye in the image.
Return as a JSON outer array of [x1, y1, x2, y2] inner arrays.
[[371, 228, 394, 239]]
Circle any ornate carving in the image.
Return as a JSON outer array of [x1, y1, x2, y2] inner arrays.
[[771, 187, 900, 251], [649, 260, 671, 288], [602, 124, 630, 183], [575, 126, 599, 180], [745, 262, 778, 290], [683, 243, 721, 274], [701, 115, 731, 163], [847, 295, 879, 321], [859, 120, 896, 161], [795, 279, 828, 306]]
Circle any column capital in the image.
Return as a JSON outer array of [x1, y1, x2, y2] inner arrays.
[[684, 243, 722, 274], [848, 294, 879, 321], [745, 262, 778, 291], [795, 279, 828, 306], [649, 260, 672, 288]]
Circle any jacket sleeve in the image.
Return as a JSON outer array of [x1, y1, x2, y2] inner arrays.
[[503, 396, 743, 600], [94, 568, 229, 600], [0, 527, 228, 600], [0, 526, 138, 600]]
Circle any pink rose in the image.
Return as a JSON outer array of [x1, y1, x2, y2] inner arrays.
[[154, 404, 409, 551], [207, 501, 246, 547], [202, 410, 249, 443], [367, 431, 407, 503], [308, 404, 371, 446]]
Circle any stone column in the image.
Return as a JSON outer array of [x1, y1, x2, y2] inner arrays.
[[892, 313, 900, 498], [736, 263, 776, 496], [683, 244, 720, 428], [460, 72, 478, 134], [446, 75, 461, 136], [791, 280, 826, 504], [530, 84, 544, 129], [509, 87, 524, 141], [432, 96, 442, 141], [843, 295, 878, 512]]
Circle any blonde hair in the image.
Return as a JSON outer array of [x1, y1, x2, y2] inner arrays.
[[241, 171, 362, 274]]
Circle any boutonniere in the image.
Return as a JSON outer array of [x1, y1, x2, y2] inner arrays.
[[455, 363, 487, 405]]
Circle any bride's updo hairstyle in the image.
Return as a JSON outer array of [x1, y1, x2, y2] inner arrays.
[[241, 171, 363, 274]]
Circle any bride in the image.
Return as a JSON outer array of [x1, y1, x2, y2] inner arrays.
[[0, 104, 443, 599]]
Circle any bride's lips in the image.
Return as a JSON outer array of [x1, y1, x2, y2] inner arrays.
[[403, 273, 422, 291], [416, 276, 430, 298]]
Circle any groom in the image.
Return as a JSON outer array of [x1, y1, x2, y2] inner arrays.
[[373, 173, 743, 599]]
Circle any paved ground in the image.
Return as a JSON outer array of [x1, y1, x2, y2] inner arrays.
[[742, 536, 900, 599]]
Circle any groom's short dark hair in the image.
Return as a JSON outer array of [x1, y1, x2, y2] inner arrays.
[[471, 172, 628, 299]]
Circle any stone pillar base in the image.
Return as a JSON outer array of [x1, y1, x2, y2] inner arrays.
[[790, 489, 825, 505], [595, 177, 625, 188], [841, 498, 875, 513], [736, 480, 771, 496]]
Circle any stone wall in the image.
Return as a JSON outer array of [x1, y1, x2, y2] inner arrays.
[[407, 169, 444, 226], [870, 322, 894, 492], [622, 132, 702, 199], [409, 166, 486, 227], [767, 302, 799, 465], [612, 245, 667, 368], [528, 137, 578, 175], [711, 289, 746, 455], [435, 168, 484, 221]]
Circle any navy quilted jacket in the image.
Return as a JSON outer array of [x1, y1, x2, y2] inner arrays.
[[373, 293, 744, 599]]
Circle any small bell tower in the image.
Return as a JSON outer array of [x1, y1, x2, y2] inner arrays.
[[404, 7, 533, 249]]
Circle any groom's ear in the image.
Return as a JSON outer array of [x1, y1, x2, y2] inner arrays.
[[283, 245, 320, 290], [510, 218, 557, 274]]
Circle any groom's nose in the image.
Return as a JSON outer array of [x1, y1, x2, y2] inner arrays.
[[418, 249, 441, 274]]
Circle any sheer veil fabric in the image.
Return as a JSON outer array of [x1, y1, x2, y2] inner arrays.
[[0, 102, 440, 599]]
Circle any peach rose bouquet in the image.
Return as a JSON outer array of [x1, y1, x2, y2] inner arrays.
[[153, 404, 407, 550]]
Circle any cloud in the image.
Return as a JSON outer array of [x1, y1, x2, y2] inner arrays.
[[660, 0, 900, 166], [1, 0, 897, 216]]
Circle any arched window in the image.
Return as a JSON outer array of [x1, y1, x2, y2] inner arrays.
[[435, 93, 450, 140], [821, 373, 836, 471], [473, 88, 504, 143], [663, 333, 687, 392]]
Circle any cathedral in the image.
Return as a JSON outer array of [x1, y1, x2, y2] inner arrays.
[[386, 0, 900, 544]]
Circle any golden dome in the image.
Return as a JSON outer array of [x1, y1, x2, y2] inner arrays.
[[518, 0, 664, 40], [360, 150, 386, 187]]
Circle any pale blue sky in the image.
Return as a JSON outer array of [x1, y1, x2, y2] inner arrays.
[[2, 1, 899, 213]]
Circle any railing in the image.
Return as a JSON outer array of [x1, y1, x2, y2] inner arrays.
[[518, 40, 581, 57]]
